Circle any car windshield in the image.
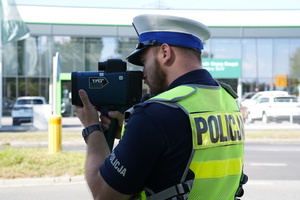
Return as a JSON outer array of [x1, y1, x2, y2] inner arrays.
[[17, 100, 32, 105], [17, 99, 44, 105], [250, 91, 288, 100], [33, 99, 44, 104], [242, 92, 255, 99], [251, 93, 263, 100], [274, 97, 297, 102]]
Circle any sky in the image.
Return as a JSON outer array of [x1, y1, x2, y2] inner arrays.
[[15, 0, 300, 10]]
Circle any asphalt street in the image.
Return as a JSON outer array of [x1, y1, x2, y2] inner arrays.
[[1, 117, 300, 199], [243, 142, 300, 199]]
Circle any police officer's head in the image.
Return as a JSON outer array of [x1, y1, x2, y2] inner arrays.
[[126, 14, 211, 66]]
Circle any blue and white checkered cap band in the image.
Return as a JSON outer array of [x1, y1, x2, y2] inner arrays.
[[139, 31, 203, 51]]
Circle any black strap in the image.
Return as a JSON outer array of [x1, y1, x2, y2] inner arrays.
[[235, 171, 248, 199], [146, 179, 194, 200], [218, 81, 239, 99]]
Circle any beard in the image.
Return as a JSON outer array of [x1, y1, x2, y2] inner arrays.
[[148, 58, 167, 95]]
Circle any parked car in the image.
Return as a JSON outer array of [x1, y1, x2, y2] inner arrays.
[[11, 96, 47, 125], [240, 92, 256, 120], [2, 98, 14, 116], [246, 95, 300, 123], [241, 91, 289, 108], [240, 91, 289, 121], [241, 92, 256, 101]]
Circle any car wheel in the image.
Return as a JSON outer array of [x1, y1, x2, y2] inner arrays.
[[262, 113, 269, 124], [246, 112, 254, 124], [12, 118, 20, 126]]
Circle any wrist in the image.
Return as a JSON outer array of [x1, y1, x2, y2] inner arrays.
[[82, 124, 104, 143]]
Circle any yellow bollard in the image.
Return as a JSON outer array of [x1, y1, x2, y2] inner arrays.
[[48, 115, 62, 153]]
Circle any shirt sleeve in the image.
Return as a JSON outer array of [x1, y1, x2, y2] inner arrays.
[[100, 104, 167, 195]]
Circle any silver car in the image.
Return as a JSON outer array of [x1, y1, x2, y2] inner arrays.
[[11, 96, 47, 126]]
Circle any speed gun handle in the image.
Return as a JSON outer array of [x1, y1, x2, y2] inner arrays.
[[100, 106, 117, 151], [105, 117, 118, 151]]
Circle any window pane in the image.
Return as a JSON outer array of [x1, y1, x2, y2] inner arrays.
[[37, 36, 53, 77], [22, 37, 39, 76], [257, 39, 273, 80], [242, 39, 256, 79], [2, 42, 18, 76], [54, 37, 85, 72], [273, 39, 290, 75], [85, 38, 103, 71], [210, 39, 241, 59]]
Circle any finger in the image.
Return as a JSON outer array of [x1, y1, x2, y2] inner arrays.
[[73, 105, 79, 113], [73, 105, 77, 113], [101, 123, 110, 131], [108, 111, 123, 120], [100, 115, 111, 125], [100, 115, 111, 131], [78, 89, 91, 107], [108, 111, 123, 127]]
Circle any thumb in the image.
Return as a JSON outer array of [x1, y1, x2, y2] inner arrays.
[[78, 89, 92, 107]]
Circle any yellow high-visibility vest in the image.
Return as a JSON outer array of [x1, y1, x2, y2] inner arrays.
[[126, 84, 245, 200]]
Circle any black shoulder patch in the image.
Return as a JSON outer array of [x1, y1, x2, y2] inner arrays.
[[218, 81, 238, 99]]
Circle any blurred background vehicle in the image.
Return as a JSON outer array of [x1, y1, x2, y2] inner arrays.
[[2, 98, 14, 116], [61, 102, 73, 117], [241, 91, 289, 108], [11, 96, 47, 126], [246, 95, 300, 124], [241, 92, 256, 101], [61, 90, 74, 117], [240, 91, 289, 121]]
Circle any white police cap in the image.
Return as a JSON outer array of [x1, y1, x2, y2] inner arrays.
[[126, 14, 211, 66]]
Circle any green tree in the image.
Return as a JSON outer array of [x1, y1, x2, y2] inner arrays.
[[290, 47, 300, 78], [290, 47, 300, 96]]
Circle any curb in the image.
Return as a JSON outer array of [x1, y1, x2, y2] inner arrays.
[[0, 175, 85, 187], [245, 139, 300, 143]]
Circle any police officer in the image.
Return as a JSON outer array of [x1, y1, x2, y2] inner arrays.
[[75, 14, 247, 200]]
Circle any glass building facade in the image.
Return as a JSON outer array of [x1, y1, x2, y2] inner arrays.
[[2, 3, 300, 115]]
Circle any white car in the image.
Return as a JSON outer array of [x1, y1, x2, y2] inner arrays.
[[241, 91, 289, 109], [240, 91, 289, 121], [246, 95, 300, 123], [11, 96, 47, 126]]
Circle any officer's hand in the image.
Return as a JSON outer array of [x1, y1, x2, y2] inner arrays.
[[100, 111, 124, 139], [74, 89, 100, 128]]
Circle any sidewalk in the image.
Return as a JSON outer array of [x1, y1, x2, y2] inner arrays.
[[0, 117, 83, 133], [245, 121, 300, 131], [0, 176, 85, 188], [2, 116, 300, 133]]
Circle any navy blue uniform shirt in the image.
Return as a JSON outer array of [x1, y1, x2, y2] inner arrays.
[[100, 69, 218, 195]]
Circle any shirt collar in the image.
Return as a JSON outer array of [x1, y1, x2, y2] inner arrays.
[[167, 69, 218, 90]]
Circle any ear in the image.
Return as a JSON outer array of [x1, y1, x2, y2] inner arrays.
[[160, 43, 172, 65]]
